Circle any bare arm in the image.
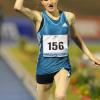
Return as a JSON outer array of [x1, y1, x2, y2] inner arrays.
[[70, 25, 93, 59], [64, 12, 100, 65], [14, 0, 42, 21], [70, 16, 100, 65]]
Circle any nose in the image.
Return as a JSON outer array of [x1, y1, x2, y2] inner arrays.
[[47, 0, 53, 4]]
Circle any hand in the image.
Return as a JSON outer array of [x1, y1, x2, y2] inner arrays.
[[91, 55, 100, 66]]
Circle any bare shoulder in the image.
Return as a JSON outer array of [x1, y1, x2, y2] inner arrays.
[[63, 11, 76, 26]]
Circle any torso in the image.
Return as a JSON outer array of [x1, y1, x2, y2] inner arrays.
[[36, 10, 72, 75]]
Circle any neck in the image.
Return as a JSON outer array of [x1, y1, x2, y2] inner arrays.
[[46, 9, 60, 20]]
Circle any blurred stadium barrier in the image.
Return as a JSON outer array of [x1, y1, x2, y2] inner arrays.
[[1, 16, 100, 42], [75, 16, 100, 40]]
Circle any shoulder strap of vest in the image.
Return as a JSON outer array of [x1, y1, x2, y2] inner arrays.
[[37, 12, 44, 33]]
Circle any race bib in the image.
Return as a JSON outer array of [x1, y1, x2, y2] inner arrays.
[[43, 35, 68, 57]]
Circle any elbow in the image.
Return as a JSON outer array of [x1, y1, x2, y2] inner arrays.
[[14, 6, 21, 11]]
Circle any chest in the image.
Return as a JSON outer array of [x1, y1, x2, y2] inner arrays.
[[43, 22, 69, 35], [39, 13, 70, 35]]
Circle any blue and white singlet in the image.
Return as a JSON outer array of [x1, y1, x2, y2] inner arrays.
[[36, 11, 71, 75]]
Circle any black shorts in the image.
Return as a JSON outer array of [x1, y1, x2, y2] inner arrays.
[[36, 68, 71, 84]]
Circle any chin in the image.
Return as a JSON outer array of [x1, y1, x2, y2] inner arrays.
[[47, 9, 55, 12]]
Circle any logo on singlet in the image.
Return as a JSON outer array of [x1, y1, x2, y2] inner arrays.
[[62, 23, 68, 27]]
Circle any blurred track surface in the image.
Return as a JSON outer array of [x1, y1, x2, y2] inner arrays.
[[0, 57, 35, 100]]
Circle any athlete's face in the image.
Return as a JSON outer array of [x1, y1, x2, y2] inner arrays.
[[41, 0, 59, 12]]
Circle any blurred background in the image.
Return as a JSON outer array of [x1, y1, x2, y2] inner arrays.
[[0, 0, 100, 100]]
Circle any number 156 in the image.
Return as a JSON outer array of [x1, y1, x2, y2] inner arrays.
[[48, 42, 64, 50]]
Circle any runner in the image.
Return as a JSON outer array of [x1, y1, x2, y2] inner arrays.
[[14, 0, 100, 100]]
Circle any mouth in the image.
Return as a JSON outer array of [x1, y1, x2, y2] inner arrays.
[[48, 4, 54, 8]]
